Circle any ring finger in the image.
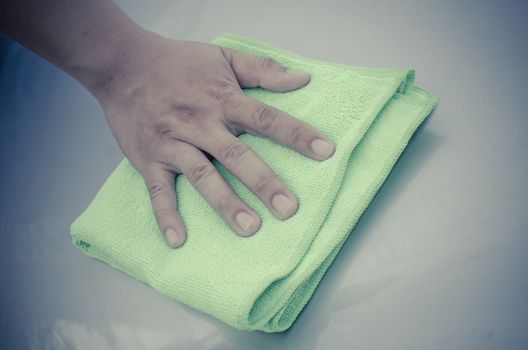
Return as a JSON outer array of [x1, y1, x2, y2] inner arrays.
[[162, 140, 262, 236]]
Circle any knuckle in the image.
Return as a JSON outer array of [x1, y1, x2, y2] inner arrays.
[[155, 207, 172, 219], [170, 103, 200, 125], [220, 90, 243, 119], [221, 141, 249, 165], [288, 123, 306, 145], [153, 122, 172, 136], [188, 162, 214, 183], [252, 105, 278, 133], [153, 121, 176, 139], [260, 56, 278, 71], [148, 181, 170, 200], [217, 195, 236, 214], [207, 83, 237, 102], [253, 175, 272, 196]]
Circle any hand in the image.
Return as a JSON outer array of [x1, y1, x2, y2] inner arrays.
[[93, 30, 336, 248]]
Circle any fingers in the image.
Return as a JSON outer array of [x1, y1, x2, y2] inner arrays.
[[142, 165, 186, 248], [196, 128, 299, 221], [163, 140, 261, 237], [220, 46, 311, 92], [224, 93, 336, 161]]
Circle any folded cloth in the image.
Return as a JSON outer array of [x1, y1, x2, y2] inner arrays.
[[70, 32, 438, 332]]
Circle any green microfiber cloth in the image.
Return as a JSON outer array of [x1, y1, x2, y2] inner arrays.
[[70, 32, 438, 332]]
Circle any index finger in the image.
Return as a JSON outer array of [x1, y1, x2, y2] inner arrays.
[[223, 93, 336, 161]]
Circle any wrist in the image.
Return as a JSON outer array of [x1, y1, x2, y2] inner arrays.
[[69, 23, 149, 100]]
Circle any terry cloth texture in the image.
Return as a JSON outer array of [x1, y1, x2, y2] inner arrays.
[[71, 32, 438, 332]]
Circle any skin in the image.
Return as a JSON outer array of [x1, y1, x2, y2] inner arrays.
[[1, 0, 336, 248]]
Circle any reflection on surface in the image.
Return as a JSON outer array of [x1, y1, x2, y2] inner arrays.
[[28, 319, 226, 350]]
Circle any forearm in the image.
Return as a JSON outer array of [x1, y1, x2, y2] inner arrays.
[[0, 0, 144, 94]]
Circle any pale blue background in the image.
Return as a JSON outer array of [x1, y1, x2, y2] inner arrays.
[[1, 0, 527, 349]]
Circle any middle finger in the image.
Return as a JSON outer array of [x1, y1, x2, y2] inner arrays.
[[197, 126, 299, 220]]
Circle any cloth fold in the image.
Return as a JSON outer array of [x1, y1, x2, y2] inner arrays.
[[70, 32, 438, 332]]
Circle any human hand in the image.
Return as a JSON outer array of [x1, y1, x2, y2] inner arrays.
[[91, 30, 336, 248]]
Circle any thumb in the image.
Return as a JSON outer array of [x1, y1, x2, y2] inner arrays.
[[220, 46, 310, 92]]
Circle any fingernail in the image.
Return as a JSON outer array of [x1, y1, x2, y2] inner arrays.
[[310, 138, 335, 159], [165, 228, 182, 247], [272, 193, 294, 217], [286, 68, 310, 80], [235, 211, 255, 233]]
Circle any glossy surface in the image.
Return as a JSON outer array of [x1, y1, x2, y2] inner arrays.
[[1, 0, 527, 348]]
